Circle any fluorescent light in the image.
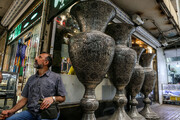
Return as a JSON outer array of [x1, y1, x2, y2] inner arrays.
[[23, 22, 29, 28], [31, 13, 38, 20]]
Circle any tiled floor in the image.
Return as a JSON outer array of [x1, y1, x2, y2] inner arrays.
[[97, 104, 180, 120], [151, 104, 180, 120]]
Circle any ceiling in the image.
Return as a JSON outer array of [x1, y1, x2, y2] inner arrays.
[[110, 0, 180, 49], [0, 0, 14, 37], [0, 0, 180, 49], [171, 0, 177, 12]]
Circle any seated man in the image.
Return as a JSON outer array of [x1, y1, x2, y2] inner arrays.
[[1, 52, 66, 120]]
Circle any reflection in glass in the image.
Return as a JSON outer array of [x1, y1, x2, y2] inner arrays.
[[52, 6, 79, 75], [0, 72, 18, 111], [167, 62, 180, 84]]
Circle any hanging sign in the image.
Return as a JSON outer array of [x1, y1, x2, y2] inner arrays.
[[8, 3, 43, 44], [48, 0, 77, 21]]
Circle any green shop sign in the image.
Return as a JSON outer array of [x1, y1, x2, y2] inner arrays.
[[8, 3, 43, 44], [48, 0, 77, 21]]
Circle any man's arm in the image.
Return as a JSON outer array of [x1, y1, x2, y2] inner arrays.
[[54, 96, 65, 103], [40, 96, 65, 110], [40, 74, 66, 110], [1, 97, 28, 118]]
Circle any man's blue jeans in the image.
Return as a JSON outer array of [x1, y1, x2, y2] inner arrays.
[[6, 110, 60, 120]]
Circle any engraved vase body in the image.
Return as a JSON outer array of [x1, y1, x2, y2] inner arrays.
[[139, 53, 160, 120], [106, 23, 137, 120], [127, 45, 145, 120], [69, 1, 116, 120]]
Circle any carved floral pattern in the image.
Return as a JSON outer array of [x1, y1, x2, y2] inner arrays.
[[69, 1, 116, 120], [139, 53, 160, 119], [106, 23, 136, 120], [127, 46, 146, 120]]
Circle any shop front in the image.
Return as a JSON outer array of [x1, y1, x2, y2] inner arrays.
[[45, 0, 163, 119], [131, 36, 158, 107], [49, 0, 120, 104], [48, 1, 118, 119], [1, 2, 43, 106], [0, 0, 164, 119]]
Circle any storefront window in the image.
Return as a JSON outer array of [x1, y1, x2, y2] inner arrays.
[[132, 37, 155, 54], [52, 6, 79, 75], [132, 36, 157, 100], [0, 72, 18, 110], [166, 57, 180, 84], [24, 23, 41, 82], [9, 42, 18, 72], [8, 23, 41, 87]]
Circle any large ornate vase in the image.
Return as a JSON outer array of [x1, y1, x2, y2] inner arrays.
[[106, 23, 137, 120], [69, 1, 116, 120], [139, 53, 160, 120], [126, 45, 145, 120]]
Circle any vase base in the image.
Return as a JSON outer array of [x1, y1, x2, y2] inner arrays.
[[109, 108, 132, 120], [128, 111, 146, 120], [140, 108, 160, 120], [82, 113, 96, 120]]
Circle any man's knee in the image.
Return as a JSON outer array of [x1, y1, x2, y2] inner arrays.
[[6, 115, 15, 120]]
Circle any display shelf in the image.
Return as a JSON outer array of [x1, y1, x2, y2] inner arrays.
[[0, 72, 18, 110], [162, 84, 180, 104]]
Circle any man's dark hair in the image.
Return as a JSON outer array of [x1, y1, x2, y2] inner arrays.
[[41, 52, 52, 67]]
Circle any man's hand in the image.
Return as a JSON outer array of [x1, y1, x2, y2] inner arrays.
[[40, 97, 54, 110], [1, 109, 14, 119], [0, 97, 27, 119]]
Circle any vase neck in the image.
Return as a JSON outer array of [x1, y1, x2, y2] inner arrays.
[[105, 23, 135, 46], [132, 46, 145, 64], [140, 53, 156, 67], [116, 39, 128, 46], [70, 1, 116, 32], [84, 88, 95, 99]]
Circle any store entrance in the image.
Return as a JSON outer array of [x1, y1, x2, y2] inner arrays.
[[131, 36, 158, 103]]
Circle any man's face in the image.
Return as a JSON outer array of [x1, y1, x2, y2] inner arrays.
[[34, 53, 48, 69]]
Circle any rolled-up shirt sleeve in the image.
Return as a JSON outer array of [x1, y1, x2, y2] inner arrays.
[[56, 75, 67, 96], [21, 81, 29, 98]]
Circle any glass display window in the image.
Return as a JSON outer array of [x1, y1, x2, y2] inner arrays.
[[24, 23, 41, 83], [132, 36, 156, 54], [132, 36, 157, 70], [52, 5, 80, 75], [11, 23, 41, 82], [166, 62, 180, 84], [9, 42, 18, 72], [0, 72, 18, 111]]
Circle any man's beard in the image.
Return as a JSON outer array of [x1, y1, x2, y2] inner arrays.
[[34, 61, 43, 69]]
